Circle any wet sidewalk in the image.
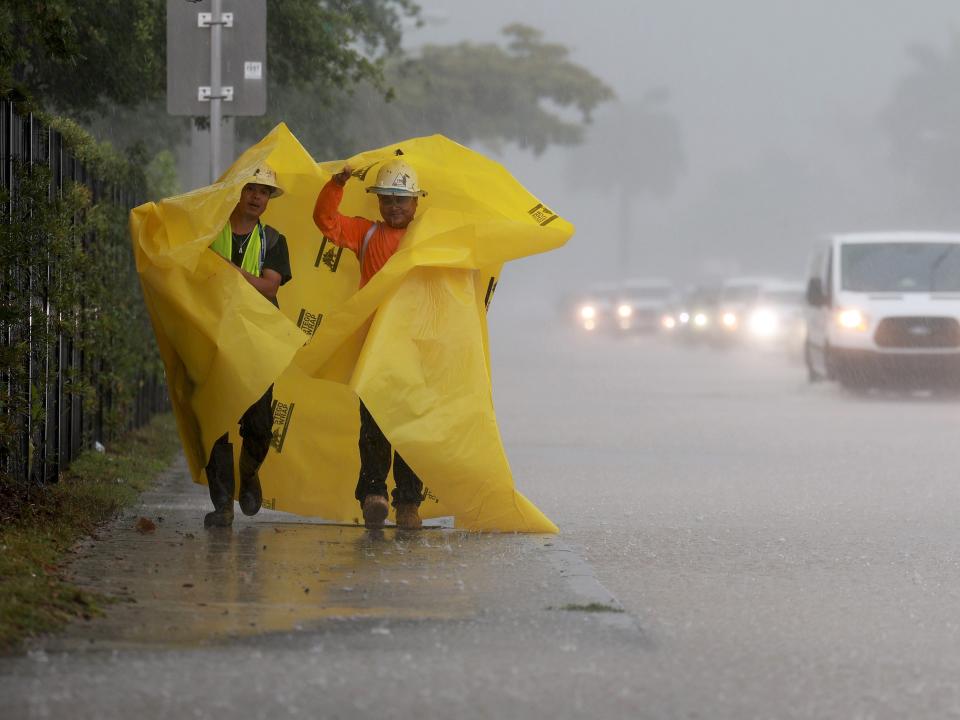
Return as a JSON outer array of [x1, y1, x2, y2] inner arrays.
[[59, 456, 482, 648], [2, 454, 647, 719]]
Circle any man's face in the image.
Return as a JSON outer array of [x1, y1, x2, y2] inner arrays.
[[378, 193, 418, 229], [239, 183, 272, 219]]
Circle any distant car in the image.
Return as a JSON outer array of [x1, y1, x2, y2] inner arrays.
[[563, 283, 617, 333], [805, 231, 960, 390], [667, 283, 723, 343], [744, 280, 807, 354], [710, 276, 771, 346], [611, 278, 675, 333]]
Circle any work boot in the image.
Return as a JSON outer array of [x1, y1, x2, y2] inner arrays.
[[361, 495, 389, 529], [395, 503, 422, 530], [204, 441, 235, 528], [238, 444, 263, 516]]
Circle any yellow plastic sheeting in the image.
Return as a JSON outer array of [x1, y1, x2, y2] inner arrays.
[[130, 124, 573, 532]]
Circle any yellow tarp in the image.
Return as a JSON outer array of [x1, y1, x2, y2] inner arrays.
[[130, 124, 573, 532]]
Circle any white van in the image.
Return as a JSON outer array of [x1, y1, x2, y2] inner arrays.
[[804, 232, 960, 389]]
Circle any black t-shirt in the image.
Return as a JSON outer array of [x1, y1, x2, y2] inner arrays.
[[230, 224, 292, 307]]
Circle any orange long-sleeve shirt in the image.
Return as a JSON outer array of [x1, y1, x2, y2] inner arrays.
[[313, 180, 407, 289]]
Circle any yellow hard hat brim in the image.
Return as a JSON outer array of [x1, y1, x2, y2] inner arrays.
[[365, 187, 426, 197]]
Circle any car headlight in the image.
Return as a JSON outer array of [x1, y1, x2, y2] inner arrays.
[[678, 312, 690, 324], [617, 304, 633, 318], [836, 308, 868, 331], [749, 308, 779, 337], [661, 315, 677, 330], [721, 311, 738, 329], [580, 304, 596, 320], [693, 312, 708, 327]]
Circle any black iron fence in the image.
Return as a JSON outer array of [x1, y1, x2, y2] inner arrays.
[[1, 98, 168, 488]]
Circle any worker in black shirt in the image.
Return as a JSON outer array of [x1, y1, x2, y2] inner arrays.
[[204, 164, 292, 527]]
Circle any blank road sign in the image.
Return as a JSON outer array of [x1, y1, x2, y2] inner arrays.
[[167, 0, 267, 117]]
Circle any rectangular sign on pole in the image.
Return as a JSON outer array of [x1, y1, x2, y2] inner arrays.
[[166, 0, 267, 117]]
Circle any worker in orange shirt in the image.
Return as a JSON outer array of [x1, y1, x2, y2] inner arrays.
[[313, 157, 428, 530]]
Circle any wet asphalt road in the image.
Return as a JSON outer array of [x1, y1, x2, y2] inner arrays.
[[5, 302, 960, 718]]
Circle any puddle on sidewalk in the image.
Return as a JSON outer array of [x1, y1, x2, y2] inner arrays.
[[39, 457, 564, 650], [57, 520, 499, 649]]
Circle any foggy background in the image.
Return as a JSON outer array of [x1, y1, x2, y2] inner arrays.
[[400, 0, 960, 305]]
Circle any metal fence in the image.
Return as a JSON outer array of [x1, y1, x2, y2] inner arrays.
[[1, 99, 168, 487]]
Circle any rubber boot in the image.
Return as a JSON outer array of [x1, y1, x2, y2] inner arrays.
[[238, 442, 263, 516], [204, 442, 235, 528]]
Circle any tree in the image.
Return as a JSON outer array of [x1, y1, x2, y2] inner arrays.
[[1, 0, 166, 115], [570, 89, 685, 276], [240, 23, 615, 158], [6, 4, 612, 175], [3, 0, 420, 121], [880, 35, 960, 216], [266, 0, 418, 92], [83, 0, 422, 163]]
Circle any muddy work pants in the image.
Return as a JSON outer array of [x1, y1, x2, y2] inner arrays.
[[355, 400, 424, 508]]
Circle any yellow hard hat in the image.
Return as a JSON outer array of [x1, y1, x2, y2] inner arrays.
[[365, 159, 427, 197], [241, 164, 284, 197]]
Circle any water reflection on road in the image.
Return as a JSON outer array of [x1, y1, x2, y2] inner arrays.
[[63, 503, 495, 647]]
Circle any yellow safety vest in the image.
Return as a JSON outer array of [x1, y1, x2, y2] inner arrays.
[[210, 222, 264, 276]]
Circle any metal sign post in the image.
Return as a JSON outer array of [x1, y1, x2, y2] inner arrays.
[[166, 0, 267, 183], [209, 0, 224, 184]]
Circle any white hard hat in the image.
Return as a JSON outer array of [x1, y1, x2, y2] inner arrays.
[[365, 159, 427, 197], [242, 164, 283, 197]]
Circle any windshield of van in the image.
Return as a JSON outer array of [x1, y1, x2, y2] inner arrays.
[[840, 242, 960, 292]]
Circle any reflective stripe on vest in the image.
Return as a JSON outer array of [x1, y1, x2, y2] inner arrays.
[[359, 222, 378, 270], [210, 222, 265, 276]]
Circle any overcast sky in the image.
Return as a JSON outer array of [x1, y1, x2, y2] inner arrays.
[[406, 0, 960, 297]]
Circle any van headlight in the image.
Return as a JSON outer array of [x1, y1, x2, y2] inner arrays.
[[749, 308, 779, 337], [836, 308, 868, 331]]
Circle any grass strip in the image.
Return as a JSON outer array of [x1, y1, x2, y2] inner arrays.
[[0, 413, 180, 653], [558, 602, 625, 613]]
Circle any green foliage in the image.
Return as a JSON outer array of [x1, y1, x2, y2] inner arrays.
[[265, 0, 419, 91], [0, 162, 90, 468], [46, 115, 142, 186], [82, 200, 166, 434], [3, 0, 419, 145], [0, 0, 75, 97], [145, 150, 181, 202], [0, 414, 179, 651], [0, 105, 161, 487], [557, 603, 625, 613], [8, 2, 608, 167], [264, 23, 616, 158], [80, 99, 192, 172], [1, 0, 166, 117]]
